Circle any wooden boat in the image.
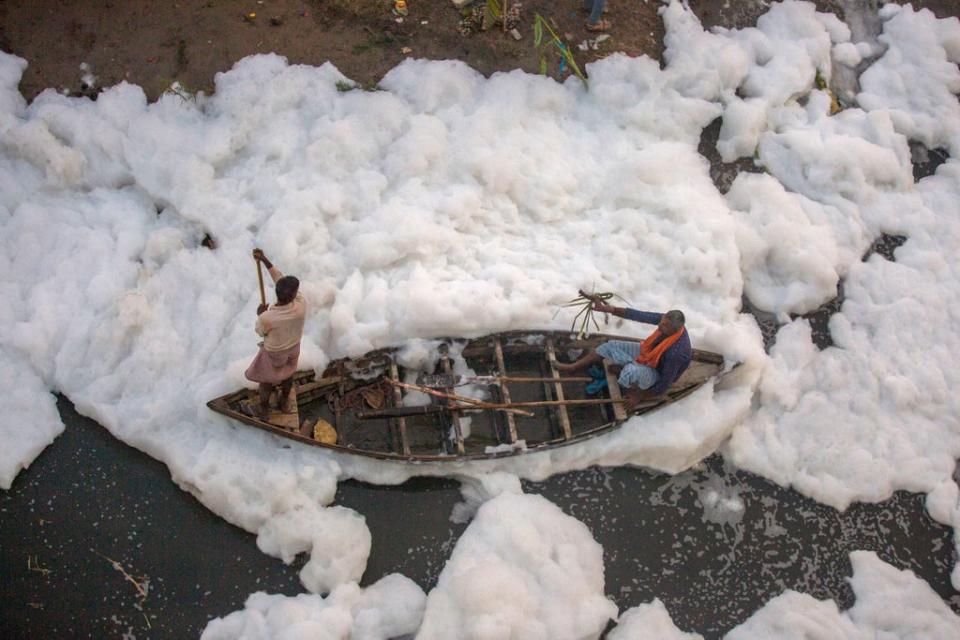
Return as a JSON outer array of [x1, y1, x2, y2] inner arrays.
[[207, 330, 734, 462]]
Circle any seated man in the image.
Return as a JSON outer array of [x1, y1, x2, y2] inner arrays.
[[556, 301, 691, 411], [244, 248, 306, 420]]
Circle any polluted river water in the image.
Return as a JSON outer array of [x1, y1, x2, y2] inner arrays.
[[3, 0, 960, 637], [1, 396, 956, 637]]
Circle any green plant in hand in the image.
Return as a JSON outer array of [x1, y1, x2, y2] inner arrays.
[[561, 289, 629, 338]]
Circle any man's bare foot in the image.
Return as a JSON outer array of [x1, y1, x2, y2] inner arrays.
[[241, 400, 270, 421], [623, 388, 662, 413], [585, 19, 611, 32], [623, 388, 645, 413]]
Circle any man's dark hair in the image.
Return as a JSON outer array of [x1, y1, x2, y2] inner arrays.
[[665, 310, 685, 330], [276, 275, 300, 305]]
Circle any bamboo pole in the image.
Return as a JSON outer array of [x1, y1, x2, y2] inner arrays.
[[356, 395, 657, 421], [545, 338, 572, 438], [383, 378, 535, 417], [256, 258, 266, 306]]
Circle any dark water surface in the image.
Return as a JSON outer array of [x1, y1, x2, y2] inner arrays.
[[1, 397, 956, 639]]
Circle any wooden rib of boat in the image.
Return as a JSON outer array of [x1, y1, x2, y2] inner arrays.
[[206, 330, 734, 463]]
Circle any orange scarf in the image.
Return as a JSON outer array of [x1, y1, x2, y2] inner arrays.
[[635, 327, 685, 369]]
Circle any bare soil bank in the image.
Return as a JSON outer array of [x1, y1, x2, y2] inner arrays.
[[1, 1, 956, 103]]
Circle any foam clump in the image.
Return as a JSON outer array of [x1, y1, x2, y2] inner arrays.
[[720, 4, 960, 519], [858, 4, 960, 155], [611, 552, 959, 639], [662, 0, 851, 161], [449, 471, 522, 524], [727, 551, 960, 639], [727, 172, 862, 315], [416, 492, 618, 639], [201, 573, 426, 640], [0, 352, 62, 489], [257, 504, 371, 594], [608, 599, 703, 640]]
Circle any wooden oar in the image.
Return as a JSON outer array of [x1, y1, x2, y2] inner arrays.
[[416, 373, 592, 388], [470, 396, 628, 410], [357, 394, 656, 421], [357, 405, 451, 420], [256, 256, 266, 307], [383, 378, 534, 417]]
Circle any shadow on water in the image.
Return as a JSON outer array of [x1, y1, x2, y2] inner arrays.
[[2, 398, 956, 638]]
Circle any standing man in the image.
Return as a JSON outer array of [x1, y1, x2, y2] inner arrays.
[[244, 248, 306, 420], [556, 298, 691, 411]]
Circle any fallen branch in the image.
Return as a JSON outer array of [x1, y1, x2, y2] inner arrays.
[[27, 555, 51, 576], [91, 549, 149, 600]]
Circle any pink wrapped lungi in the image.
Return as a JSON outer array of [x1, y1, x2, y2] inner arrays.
[[244, 343, 300, 384]]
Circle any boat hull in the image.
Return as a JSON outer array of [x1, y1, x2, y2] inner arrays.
[[207, 330, 732, 462]]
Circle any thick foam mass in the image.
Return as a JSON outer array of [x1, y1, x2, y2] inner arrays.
[[416, 492, 618, 639], [0, 2, 763, 593], [200, 573, 427, 640], [611, 552, 960, 639], [3, 0, 960, 633]]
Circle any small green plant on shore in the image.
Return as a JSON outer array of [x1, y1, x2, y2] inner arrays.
[[533, 13, 587, 84], [163, 80, 198, 102], [353, 34, 394, 54]]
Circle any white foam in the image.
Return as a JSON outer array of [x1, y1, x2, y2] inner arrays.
[[0, 351, 62, 489], [662, 0, 849, 162], [608, 598, 703, 639], [728, 551, 960, 639], [417, 491, 618, 639], [858, 4, 960, 155], [201, 573, 426, 640], [611, 552, 959, 639], [725, 6, 960, 511], [2, 0, 960, 633]]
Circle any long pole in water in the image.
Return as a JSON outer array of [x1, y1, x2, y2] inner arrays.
[[256, 258, 266, 307]]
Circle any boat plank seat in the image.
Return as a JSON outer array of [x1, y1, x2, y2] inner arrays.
[[545, 338, 572, 439], [389, 361, 411, 456], [441, 358, 466, 454], [207, 329, 734, 463], [493, 339, 518, 443], [603, 360, 628, 422]]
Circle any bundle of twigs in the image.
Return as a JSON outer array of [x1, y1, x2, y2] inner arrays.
[[560, 289, 630, 338]]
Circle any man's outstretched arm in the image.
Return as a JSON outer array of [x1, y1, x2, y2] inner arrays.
[[591, 302, 662, 326]]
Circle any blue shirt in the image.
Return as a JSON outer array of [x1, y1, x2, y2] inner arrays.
[[622, 309, 692, 396]]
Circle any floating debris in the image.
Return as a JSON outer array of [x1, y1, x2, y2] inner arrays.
[[27, 555, 51, 576], [91, 549, 150, 601]]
